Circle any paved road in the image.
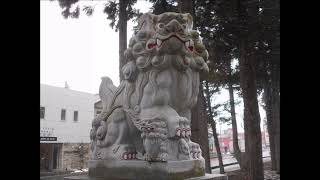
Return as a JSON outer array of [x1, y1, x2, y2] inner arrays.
[[211, 157, 271, 174], [210, 149, 270, 167]]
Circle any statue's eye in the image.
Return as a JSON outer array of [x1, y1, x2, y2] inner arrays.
[[157, 23, 165, 29], [182, 24, 187, 29]]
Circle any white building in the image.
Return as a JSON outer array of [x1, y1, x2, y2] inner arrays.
[[40, 84, 99, 172]]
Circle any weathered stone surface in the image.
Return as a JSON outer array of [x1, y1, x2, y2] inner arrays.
[[64, 176, 89, 180], [89, 12, 209, 162], [62, 143, 90, 170], [64, 173, 227, 180], [88, 159, 204, 180], [185, 173, 228, 180]]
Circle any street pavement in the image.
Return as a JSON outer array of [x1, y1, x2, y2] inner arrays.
[[210, 149, 270, 167]]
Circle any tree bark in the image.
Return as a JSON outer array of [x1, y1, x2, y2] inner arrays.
[[191, 85, 211, 173], [271, 59, 280, 174], [204, 81, 224, 174], [263, 80, 277, 171], [239, 39, 264, 180], [118, 0, 128, 81], [226, 67, 248, 172], [178, 0, 194, 15], [178, 0, 211, 173]]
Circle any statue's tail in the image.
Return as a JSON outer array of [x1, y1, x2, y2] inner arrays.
[[90, 77, 117, 147], [99, 76, 117, 110]]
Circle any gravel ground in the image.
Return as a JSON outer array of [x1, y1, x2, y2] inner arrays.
[[226, 161, 280, 180]]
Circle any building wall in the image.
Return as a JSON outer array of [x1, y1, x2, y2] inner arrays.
[[40, 84, 99, 143], [61, 143, 90, 170], [40, 84, 99, 171]]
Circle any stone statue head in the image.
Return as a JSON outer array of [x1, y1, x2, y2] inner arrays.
[[124, 12, 209, 74]]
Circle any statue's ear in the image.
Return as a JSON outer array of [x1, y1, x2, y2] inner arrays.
[[137, 13, 157, 31], [184, 13, 193, 30]]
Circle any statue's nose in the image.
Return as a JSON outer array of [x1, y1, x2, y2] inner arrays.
[[165, 20, 183, 33]]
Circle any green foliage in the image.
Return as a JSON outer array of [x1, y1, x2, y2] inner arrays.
[[103, 1, 118, 29], [83, 5, 94, 16], [56, 0, 80, 19], [148, 0, 178, 15], [103, 0, 142, 32], [53, 0, 142, 32], [193, 0, 279, 102]]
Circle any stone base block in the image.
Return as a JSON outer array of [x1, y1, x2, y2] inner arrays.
[[88, 159, 205, 180], [65, 176, 89, 180], [64, 173, 227, 180], [64, 159, 228, 180], [185, 173, 228, 180]]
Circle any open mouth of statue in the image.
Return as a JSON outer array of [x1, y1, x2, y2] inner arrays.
[[147, 35, 194, 52]]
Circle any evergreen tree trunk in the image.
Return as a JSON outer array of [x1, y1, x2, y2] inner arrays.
[[227, 72, 248, 171], [118, 0, 128, 81], [178, 0, 211, 173], [271, 60, 280, 174], [263, 82, 277, 171], [178, 0, 194, 15], [204, 81, 224, 174], [239, 39, 264, 180], [191, 85, 211, 173], [237, 0, 264, 178], [210, 122, 224, 174]]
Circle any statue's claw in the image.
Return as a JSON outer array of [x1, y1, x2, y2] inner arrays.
[[189, 142, 202, 160], [122, 151, 137, 160], [186, 128, 191, 137], [159, 153, 168, 162], [176, 128, 181, 137]]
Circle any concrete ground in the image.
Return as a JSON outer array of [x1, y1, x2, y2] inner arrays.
[[210, 149, 271, 168]]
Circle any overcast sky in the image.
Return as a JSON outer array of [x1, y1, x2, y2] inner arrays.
[[40, 0, 266, 132], [40, 0, 152, 93]]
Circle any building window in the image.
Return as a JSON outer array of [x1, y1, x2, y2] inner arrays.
[[40, 106, 45, 119], [61, 109, 66, 121], [74, 111, 78, 122]]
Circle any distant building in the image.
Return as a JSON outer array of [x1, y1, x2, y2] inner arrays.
[[40, 84, 99, 172], [208, 128, 269, 158]]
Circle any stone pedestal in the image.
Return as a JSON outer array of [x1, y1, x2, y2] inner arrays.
[[90, 159, 204, 180], [64, 173, 227, 180], [64, 159, 228, 180]]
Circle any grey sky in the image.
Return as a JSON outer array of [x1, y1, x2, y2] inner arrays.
[[40, 0, 266, 132], [41, 0, 152, 93]]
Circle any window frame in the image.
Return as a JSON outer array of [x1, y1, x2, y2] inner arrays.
[[61, 109, 66, 121], [73, 110, 78, 122], [40, 106, 45, 119]]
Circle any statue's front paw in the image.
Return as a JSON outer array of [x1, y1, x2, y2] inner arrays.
[[121, 151, 137, 160], [189, 142, 202, 159], [159, 152, 168, 162], [119, 145, 137, 160], [144, 153, 151, 161], [96, 124, 107, 140]]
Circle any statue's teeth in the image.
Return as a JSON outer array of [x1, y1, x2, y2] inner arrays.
[[185, 41, 190, 47], [189, 40, 194, 47], [181, 129, 186, 137], [157, 39, 162, 46], [176, 129, 181, 136]]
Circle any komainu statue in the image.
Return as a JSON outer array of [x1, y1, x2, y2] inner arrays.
[[90, 12, 209, 162]]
